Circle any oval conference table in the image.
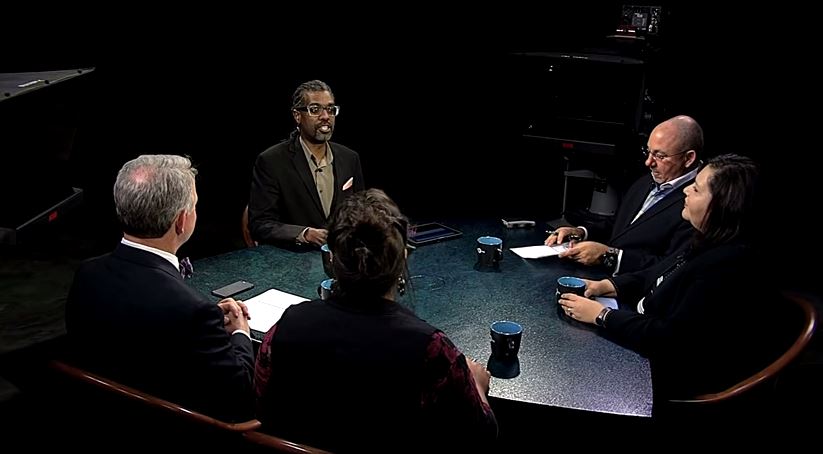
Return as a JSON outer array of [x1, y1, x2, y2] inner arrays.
[[188, 220, 653, 418]]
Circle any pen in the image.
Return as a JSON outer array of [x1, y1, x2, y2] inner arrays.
[[545, 230, 581, 241]]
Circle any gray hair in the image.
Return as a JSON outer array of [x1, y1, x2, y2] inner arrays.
[[291, 80, 334, 110], [113, 155, 197, 238]]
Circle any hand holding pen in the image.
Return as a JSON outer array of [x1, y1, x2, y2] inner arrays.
[[544, 226, 583, 246]]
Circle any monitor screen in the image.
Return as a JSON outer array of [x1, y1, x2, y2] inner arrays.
[[615, 5, 662, 36]]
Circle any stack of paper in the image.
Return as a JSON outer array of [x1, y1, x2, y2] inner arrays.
[[243, 288, 309, 333]]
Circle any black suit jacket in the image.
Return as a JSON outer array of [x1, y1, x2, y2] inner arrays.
[[606, 243, 790, 401], [589, 173, 695, 273], [66, 244, 255, 421], [248, 135, 365, 247]]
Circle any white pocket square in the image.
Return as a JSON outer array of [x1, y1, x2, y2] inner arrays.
[[342, 177, 354, 191]]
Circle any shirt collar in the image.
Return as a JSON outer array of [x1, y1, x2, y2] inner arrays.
[[121, 237, 180, 271], [656, 166, 699, 191], [299, 136, 333, 169]]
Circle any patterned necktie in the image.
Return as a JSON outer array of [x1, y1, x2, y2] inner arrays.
[[632, 183, 673, 223], [179, 257, 194, 279]]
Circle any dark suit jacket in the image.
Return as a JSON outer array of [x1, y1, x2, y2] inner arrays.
[[606, 243, 790, 401], [248, 135, 365, 248], [66, 244, 255, 421], [588, 173, 695, 273]]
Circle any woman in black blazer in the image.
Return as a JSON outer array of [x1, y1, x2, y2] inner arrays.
[[558, 154, 791, 402]]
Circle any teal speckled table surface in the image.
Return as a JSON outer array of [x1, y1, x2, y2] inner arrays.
[[189, 219, 652, 417]]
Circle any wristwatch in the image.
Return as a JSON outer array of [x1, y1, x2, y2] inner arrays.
[[595, 307, 612, 328], [601, 247, 619, 270]]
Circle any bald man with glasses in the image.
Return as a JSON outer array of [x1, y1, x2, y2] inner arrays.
[[546, 115, 703, 275], [249, 80, 365, 249]]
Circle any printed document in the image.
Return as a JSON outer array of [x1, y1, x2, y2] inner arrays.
[[243, 288, 309, 332]]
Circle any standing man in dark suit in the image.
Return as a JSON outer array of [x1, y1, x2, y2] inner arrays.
[[249, 80, 365, 249], [546, 115, 703, 274], [66, 155, 254, 422]]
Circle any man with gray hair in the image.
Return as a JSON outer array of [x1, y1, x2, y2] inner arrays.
[[66, 155, 255, 421], [249, 79, 365, 249]]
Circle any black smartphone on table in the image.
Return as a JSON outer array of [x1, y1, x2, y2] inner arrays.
[[211, 280, 254, 298]]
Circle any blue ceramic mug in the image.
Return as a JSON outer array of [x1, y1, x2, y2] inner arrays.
[[476, 236, 503, 268], [317, 278, 335, 300], [556, 276, 586, 304], [320, 244, 334, 278], [490, 320, 523, 360]]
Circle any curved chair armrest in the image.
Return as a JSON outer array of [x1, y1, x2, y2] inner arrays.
[[48, 360, 261, 432], [670, 292, 818, 404], [242, 430, 332, 454], [242, 205, 258, 248]]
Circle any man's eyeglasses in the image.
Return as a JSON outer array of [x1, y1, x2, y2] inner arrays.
[[641, 145, 689, 161], [294, 104, 340, 117]]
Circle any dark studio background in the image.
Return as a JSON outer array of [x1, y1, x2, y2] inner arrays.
[[1, 1, 820, 443], [1, 4, 815, 261], [0, 5, 812, 240]]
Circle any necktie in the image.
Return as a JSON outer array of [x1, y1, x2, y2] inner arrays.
[[632, 183, 672, 224], [179, 257, 194, 279]]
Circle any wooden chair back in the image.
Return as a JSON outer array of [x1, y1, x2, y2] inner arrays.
[[669, 291, 818, 404]]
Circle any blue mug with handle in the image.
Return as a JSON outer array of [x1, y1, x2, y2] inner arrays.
[[490, 320, 522, 360], [476, 236, 503, 269], [318, 278, 335, 300], [556, 276, 586, 304], [320, 244, 334, 278]]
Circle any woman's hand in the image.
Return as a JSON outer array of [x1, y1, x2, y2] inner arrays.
[[581, 279, 616, 298], [558, 293, 605, 324]]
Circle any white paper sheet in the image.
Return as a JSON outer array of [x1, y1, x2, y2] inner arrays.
[[510, 243, 570, 259], [594, 297, 618, 309], [243, 288, 309, 333]]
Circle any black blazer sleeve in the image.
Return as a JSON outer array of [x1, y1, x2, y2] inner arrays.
[[248, 147, 307, 244], [605, 269, 710, 357], [188, 303, 255, 420], [607, 250, 679, 313], [604, 245, 749, 357]]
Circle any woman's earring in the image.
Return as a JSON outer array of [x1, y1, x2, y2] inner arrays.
[[397, 276, 407, 296]]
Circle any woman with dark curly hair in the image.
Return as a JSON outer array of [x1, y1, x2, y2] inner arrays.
[[254, 189, 497, 452]]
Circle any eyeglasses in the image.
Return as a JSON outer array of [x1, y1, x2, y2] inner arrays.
[[641, 145, 689, 161], [294, 104, 340, 117]]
